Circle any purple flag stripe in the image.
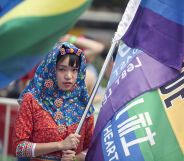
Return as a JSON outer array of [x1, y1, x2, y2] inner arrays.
[[89, 53, 179, 152], [123, 6, 184, 71], [86, 137, 105, 161]]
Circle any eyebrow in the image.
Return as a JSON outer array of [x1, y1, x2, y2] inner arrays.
[[57, 65, 68, 68], [57, 65, 78, 69]]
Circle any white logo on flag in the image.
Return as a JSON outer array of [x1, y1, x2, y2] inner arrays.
[[117, 112, 156, 156]]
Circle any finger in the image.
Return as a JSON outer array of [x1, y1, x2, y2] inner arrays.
[[62, 154, 75, 161], [74, 134, 81, 138], [61, 156, 71, 161], [70, 133, 81, 139], [71, 138, 79, 146], [71, 143, 77, 150], [72, 136, 80, 144], [72, 138, 79, 146], [72, 141, 78, 149], [75, 138, 80, 144], [63, 150, 76, 154]]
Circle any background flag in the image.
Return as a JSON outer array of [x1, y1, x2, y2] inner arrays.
[[0, 0, 91, 89]]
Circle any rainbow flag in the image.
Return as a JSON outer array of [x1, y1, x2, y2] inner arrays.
[[0, 0, 91, 89], [86, 42, 184, 161], [86, 0, 184, 160]]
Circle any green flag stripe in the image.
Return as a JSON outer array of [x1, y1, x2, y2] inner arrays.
[[127, 90, 183, 161]]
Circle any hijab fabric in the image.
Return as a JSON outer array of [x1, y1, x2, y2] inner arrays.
[[19, 42, 94, 126]]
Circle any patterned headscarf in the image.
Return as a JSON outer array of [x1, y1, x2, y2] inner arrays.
[[19, 42, 94, 126]]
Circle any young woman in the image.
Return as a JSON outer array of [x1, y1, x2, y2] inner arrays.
[[12, 42, 94, 161]]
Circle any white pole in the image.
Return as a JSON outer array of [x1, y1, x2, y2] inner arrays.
[[2, 105, 11, 161]]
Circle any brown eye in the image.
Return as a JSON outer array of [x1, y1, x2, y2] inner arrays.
[[73, 68, 78, 72], [57, 68, 65, 71]]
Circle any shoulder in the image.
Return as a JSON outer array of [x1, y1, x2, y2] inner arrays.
[[20, 92, 40, 111], [22, 92, 34, 101], [21, 92, 36, 105]]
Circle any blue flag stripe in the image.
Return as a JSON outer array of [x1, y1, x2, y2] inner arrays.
[[141, 0, 184, 25], [0, 0, 23, 17]]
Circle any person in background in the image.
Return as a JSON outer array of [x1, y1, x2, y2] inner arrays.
[[60, 34, 105, 102], [18, 65, 38, 93], [12, 42, 94, 161]]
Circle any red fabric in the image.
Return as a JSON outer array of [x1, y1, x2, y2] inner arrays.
[[12, 93, 94, 158], [21, 66, 37, 82]]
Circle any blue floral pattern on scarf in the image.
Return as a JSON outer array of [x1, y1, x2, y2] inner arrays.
[[19, 42, 94, 126]]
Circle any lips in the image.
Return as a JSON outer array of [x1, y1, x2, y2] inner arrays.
[[63, 82, 73, 88], [63, 82, 72, 85]]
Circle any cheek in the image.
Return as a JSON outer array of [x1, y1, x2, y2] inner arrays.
[[56, 72, 59, 80], [74, 73, 78, 80], [56, 72, 63, 82]]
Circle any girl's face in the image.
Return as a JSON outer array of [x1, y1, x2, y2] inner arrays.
[[56, 55, 78, 91]]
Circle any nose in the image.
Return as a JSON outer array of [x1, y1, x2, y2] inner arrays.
[[64, 71, 72, 80]]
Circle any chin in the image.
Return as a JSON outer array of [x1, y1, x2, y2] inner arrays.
[[61, 87, 73, 91], [59, 84, 74, 91], [65, 88, 72, 91]]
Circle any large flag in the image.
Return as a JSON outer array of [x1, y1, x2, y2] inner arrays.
[[0, 0, 91, 89], [86, 43, 184, 161], [86, 0, 184, 160]]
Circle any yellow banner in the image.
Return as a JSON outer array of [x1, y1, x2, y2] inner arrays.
[[158, 67, 184, 153], [0, 0, 87, 25]]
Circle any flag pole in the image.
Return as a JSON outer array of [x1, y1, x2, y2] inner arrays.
[[75, 0, 141, 134]]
